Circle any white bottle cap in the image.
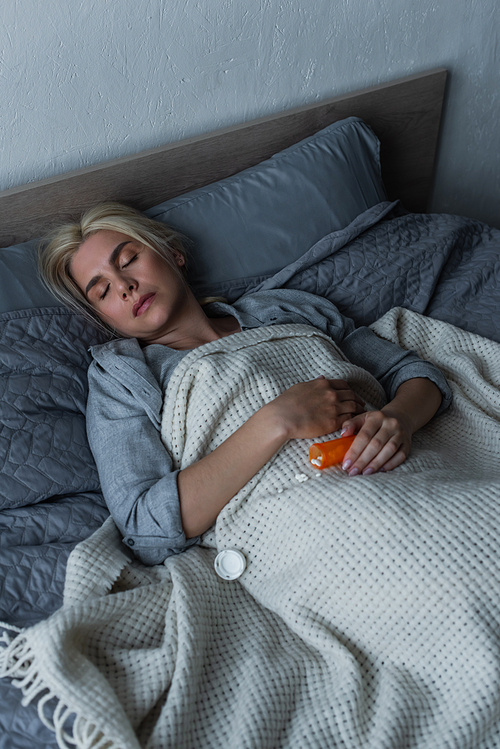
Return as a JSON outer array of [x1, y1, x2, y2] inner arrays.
[[214, 549, 246, 580]]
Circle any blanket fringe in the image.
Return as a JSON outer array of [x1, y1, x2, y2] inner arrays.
[[0, 632, 118, 749], [0, 620, 23, 647]]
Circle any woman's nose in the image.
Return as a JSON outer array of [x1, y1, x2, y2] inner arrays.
[[117, 279, 136, 298]]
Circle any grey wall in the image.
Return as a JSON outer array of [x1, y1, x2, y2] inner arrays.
[[1, 0, 499, 227]]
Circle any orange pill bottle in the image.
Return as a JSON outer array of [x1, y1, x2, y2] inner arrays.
[[308, 435, 355, 469]]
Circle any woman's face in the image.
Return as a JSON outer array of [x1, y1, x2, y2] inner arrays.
[[70, 229, 188, 341]]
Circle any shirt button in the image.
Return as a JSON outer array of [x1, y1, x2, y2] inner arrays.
[[127, 539, 135, 546]]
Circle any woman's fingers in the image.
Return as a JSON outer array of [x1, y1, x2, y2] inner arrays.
[[347, 436, 404, 476], [378, 448, 407, 472], [327, 379, 365, 401], [273, 378, 366, 439], [341, 411, 411, 476], [309, 380, 365, 434], [324, 388, 365, 424], [324, 379, 365, 411]]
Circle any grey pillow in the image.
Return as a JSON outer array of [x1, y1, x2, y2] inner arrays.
[[0, 239, 59, 314], [146, 117, 386, 298]]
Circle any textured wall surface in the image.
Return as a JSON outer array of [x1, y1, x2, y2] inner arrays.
[[1, 0, 499, 226]]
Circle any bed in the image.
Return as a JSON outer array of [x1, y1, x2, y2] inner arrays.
[[1, 68, 500, 748]]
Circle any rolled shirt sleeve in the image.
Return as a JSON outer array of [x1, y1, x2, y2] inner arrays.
[[86, 357, 199, 565]]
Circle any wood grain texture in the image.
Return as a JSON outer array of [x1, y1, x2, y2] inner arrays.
[[0, 68, 447, 247]]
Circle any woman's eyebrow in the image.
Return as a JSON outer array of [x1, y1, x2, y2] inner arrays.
[[85, 242, 130, 296]]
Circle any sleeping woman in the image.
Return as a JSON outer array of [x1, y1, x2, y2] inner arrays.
[[40, 202, 452, 565]]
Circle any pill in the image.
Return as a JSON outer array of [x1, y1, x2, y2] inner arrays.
[[295, 473, 309, 482]]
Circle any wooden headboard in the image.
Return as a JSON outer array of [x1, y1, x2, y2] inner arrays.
[[0, 68, 447, 248]]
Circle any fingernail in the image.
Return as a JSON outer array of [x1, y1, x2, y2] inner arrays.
[[363, 467, 374, 476], [342, 459, 352, 471], [348, 467, 359, 477], [341, 428, 347, 436]]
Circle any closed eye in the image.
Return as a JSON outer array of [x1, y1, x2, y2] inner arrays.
[[100, 284, 110, 300], [121, 253, 138, 269]]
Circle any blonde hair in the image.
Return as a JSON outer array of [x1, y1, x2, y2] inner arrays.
[[39, 202, 189, 337]]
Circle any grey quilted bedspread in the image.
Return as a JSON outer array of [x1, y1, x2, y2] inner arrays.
[[0, 309, 109, 623], [0, 310, 109, 748], [0, 205, 499, 747], [228, 202, 500, 343]]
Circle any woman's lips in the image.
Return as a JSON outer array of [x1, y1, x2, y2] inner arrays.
[[133, 293, 156, 317]]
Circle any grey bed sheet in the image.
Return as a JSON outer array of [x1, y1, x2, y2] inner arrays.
[[1, 203, 499, 747]]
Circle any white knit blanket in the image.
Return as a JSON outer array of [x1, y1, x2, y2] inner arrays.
[[2, 308, 500, 749]]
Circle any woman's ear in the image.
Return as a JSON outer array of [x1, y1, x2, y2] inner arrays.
[[174, 252, 186, 267]]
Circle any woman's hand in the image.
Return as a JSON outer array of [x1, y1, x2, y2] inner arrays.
[[266, 377, 366, 441], [339, 377, 443, 476], [339, 409, 413, 476]]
